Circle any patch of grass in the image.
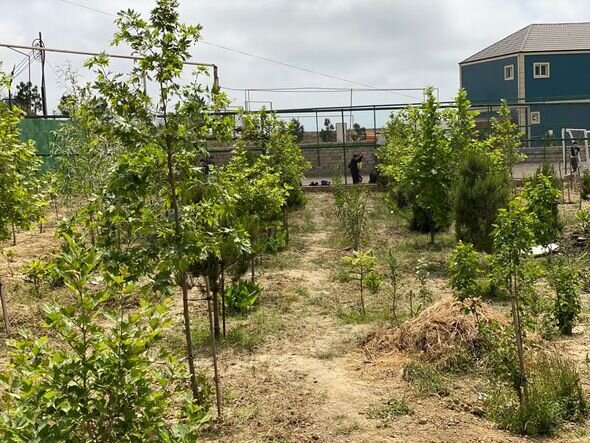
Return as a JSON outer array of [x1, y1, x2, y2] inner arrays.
[[486, 352, 587, 436], [191, 308, 284, 352], [291, 207, 317, 234], [402, 360, 450, 397], [366, 396, 413, 427], [336, 307, 391, 325], [261, 252, 301, 271]]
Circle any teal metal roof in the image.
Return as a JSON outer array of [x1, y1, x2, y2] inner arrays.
[[461, 23, 590, 64]]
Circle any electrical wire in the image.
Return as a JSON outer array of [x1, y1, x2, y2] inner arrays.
[[51, 0, 420, 99]]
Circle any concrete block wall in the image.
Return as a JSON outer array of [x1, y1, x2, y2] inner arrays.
[[207, 145, 378, 178]]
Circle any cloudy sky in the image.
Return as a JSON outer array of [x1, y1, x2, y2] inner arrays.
[[1, 0, 590, 121]]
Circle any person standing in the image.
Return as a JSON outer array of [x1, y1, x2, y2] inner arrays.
[[570, 140, 581, 174], [348, 154, 363, 184]]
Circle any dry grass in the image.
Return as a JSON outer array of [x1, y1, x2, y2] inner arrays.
[[363, 297, 507, 364]]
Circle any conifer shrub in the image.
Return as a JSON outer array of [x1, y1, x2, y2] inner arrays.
[[455, 151, 511, 252]]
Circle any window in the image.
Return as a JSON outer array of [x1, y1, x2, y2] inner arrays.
[[504, 64, 514, 81], [534, 62, 550, 78], [530, 111, 541, 125]]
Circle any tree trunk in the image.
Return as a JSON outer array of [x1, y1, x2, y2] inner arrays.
[[181, 276, 200, 401], [250, 256, 255, 284], [221, 263, 226, 338], [11, 222, 16, 246], [510, 274, 528, 406], [0, 281, 10, 336], [360, 268, 365, 316], [430, 228, 435, 245], [209, 269, 221, 339], [283, 206, 289, 245], [206, 277, 222, 418]]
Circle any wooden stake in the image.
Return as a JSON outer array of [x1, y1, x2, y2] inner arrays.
[[0, 280, 10, 336], [221, 263, 226, 338], [206, 276, 222, 419]]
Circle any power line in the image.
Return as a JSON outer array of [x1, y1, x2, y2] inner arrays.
[[50, 0, 420, 99]]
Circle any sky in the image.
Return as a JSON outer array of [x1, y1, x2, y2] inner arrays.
[[1, 0, 590, 125]]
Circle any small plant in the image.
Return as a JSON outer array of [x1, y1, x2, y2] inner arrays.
[[385, 249, 404, 320], [449, 242, 484, 317], [224, 280, 262, 314], [402, 360, 449, 396], [341, 250, 378, 316], [575, 209, 590, 236], [333, 181, 369, 250], [548, 259, 581, 335], [414, 258, 432, 311], [522, 172, 562, 247], [21, 259, 51, 297], [366, 396, 413, 426]]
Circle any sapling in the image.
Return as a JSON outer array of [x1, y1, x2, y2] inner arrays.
[[386, 249, 403, 320], [493, 196, 537, 407], [415, 258, 432, 312], [342, 250, 379, 316]]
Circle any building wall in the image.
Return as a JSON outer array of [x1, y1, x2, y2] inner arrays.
[[461, 56, 518, 102], [528, 103, 590, 140], [524, 53, 590, 100]]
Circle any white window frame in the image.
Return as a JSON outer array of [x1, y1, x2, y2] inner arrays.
[[530, 111, 541, 125], [533, 62, 550, 79], [504, 64, 514, 81]]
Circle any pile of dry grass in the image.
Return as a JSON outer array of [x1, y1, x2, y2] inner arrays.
[[364, 298, 507, 364]]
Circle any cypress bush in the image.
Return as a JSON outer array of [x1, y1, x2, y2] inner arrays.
[[455, 151, 511, 253]]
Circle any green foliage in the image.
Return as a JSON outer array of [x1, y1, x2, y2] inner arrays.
[[0, 237, 207, 441], [414, 258, 433, 310], [449, 242, 486, 315], [454, 150, 511, 252], [489, 100, 525, 178], [575, 208, 590, 235], [378, 88, 453, 239], [289, 118, 304, 143], [385, 249, 403, 319], [341, 250, 378, 316], [548, 259, 581, 335], [0, 73, 45, 243], [522, 172, 562, 246], [320, 118, 335, 142], [366, 396, 413, 425], [492, 197, 536, 288], [486, 352, 586, 436], [333, 181, 369, 250], [402, 361, 449, 396], [13, 81, 42, 116], [581, 170, 590, 200], [225, 280, 262, 314], [241, 110, 310, 208]]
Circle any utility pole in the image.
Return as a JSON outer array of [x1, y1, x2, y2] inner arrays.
[[38, 32, 48, 116]]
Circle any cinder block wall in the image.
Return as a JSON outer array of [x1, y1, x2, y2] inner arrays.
[[208, 145, 378, 178]]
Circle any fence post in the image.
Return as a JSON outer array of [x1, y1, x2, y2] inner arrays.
[[0, 280, 10, 337], [342, 109, 347, 184]]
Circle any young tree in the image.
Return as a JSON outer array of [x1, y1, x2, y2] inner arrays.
[[320, 118, 336, 142], [13, 81, 42, 116], [0, 71, 44, 246], [522, 172, 562, 247], [289, 118, 304, 143], [341, 250, 379, 316], [493, 197, 537, 407], [489, 100, 525, 180], [0, 237, 206, 441], [81, 0, 245, 402], [455, 149, 511, 252], [381, 87, 453, 242]]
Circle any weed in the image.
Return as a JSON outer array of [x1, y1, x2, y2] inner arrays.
[[402, 361, 450, 397], [486, 351, 587, 436], [366, 396, 413, 426]]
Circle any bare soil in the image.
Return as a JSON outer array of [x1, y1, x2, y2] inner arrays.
[[3, 193, 590, 442]]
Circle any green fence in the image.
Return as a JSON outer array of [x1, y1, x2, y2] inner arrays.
[[19, 118, 67, 171]]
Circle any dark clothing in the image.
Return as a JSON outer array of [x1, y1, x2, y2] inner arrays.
[[348, 156, 363, 184], [570, 144, 581, 174]]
